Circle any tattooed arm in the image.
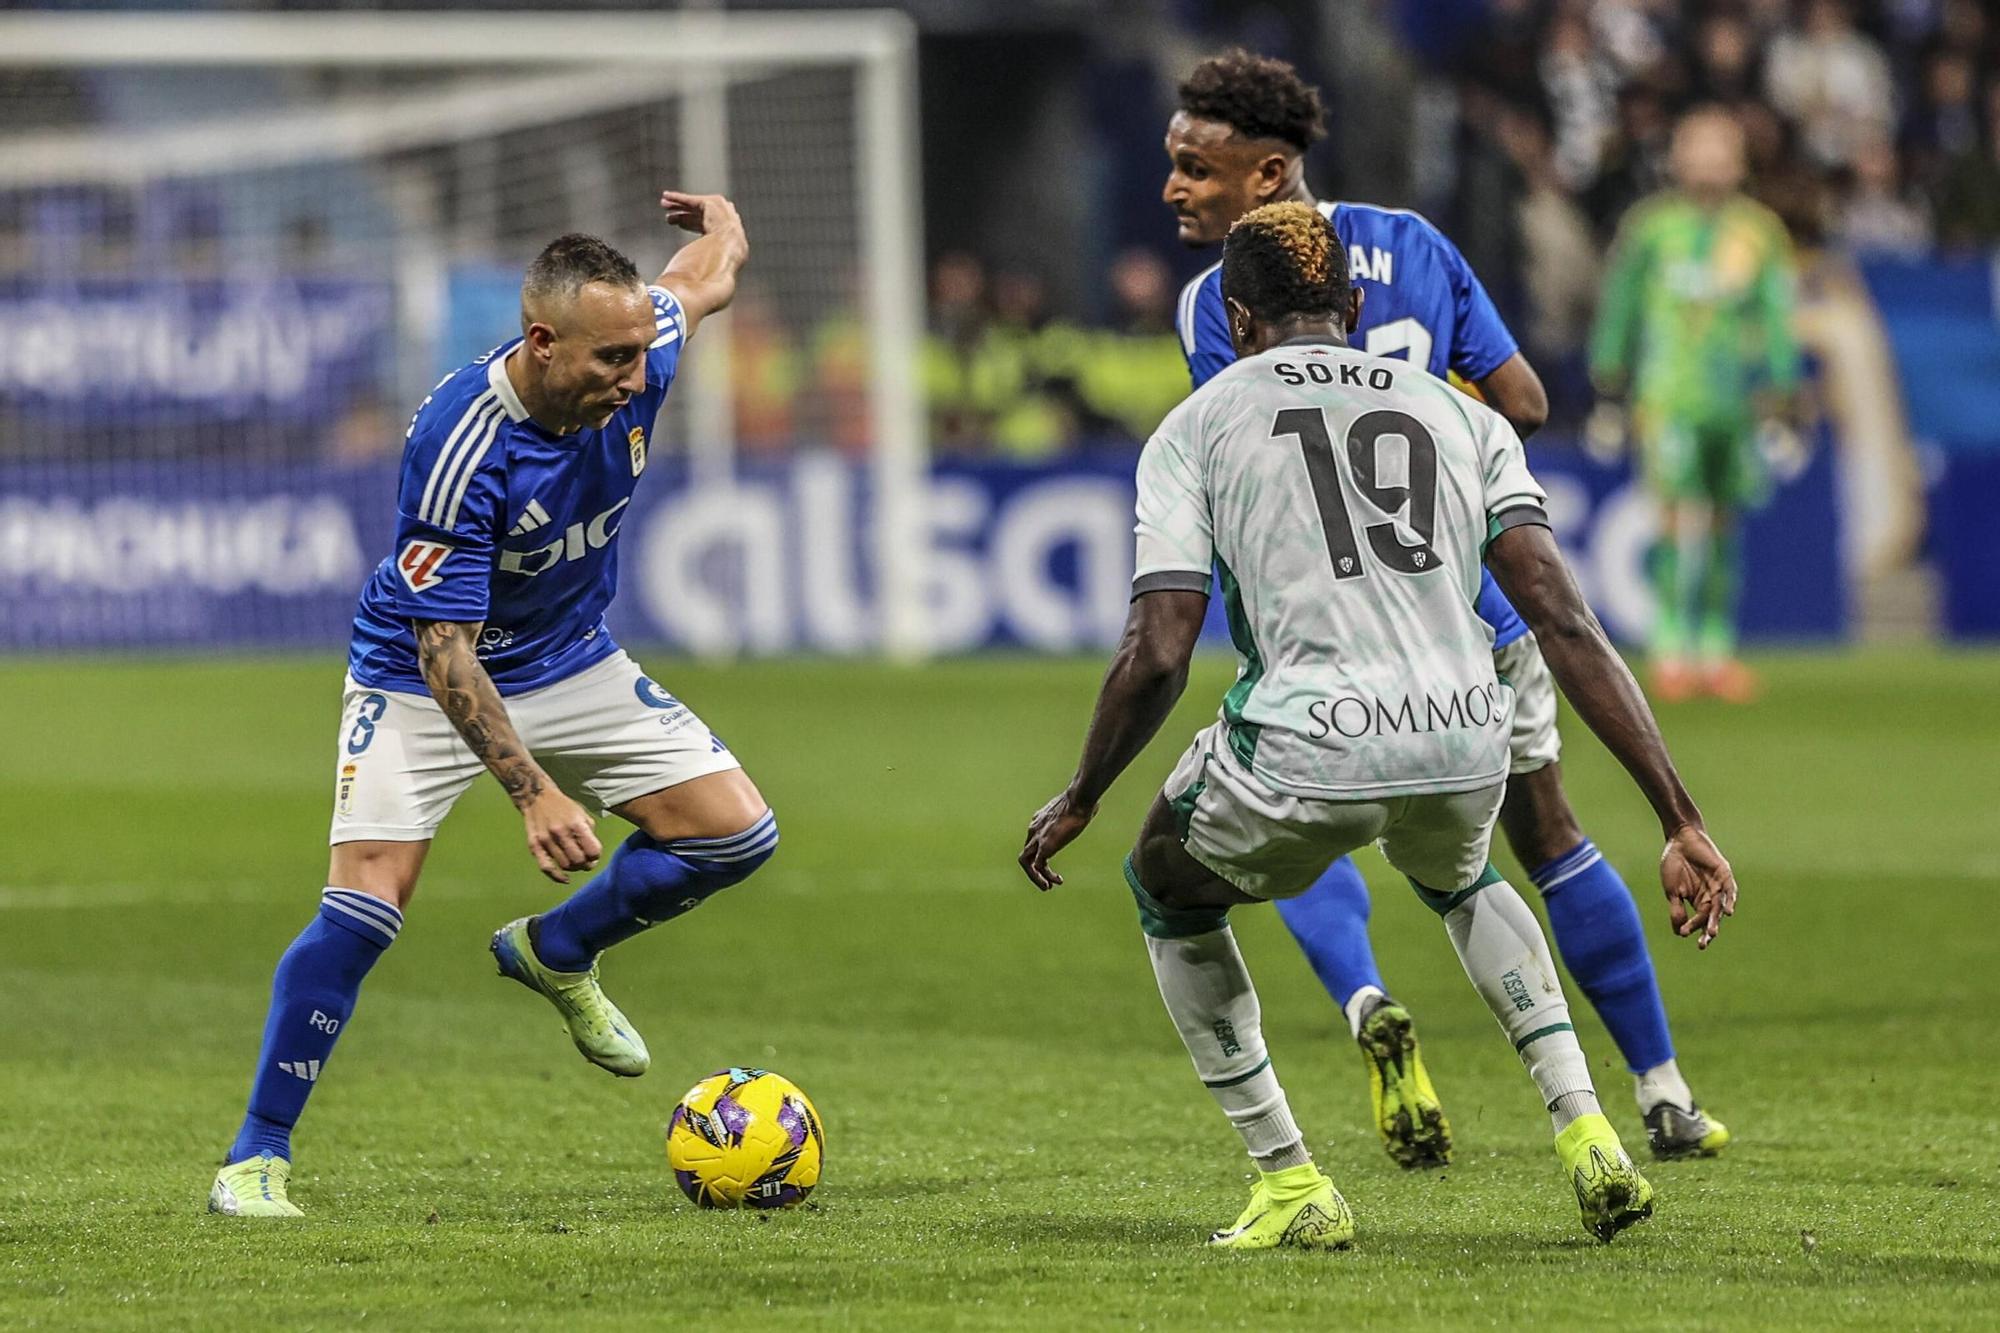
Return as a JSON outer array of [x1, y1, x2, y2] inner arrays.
[[413, 619, 603, 883]]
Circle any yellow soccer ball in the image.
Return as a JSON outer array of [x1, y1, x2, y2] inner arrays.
[[666, 1067, 824, 1208]]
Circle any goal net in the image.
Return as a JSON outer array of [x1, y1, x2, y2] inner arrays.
[[0, 11, 925, 656]]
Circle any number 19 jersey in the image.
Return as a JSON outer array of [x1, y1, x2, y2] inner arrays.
[[1134, 335, 1548, 800]]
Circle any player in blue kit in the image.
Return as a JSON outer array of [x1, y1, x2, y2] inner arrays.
[[1162, 51, 1727, 1165], [210, 192, 768, 1217]]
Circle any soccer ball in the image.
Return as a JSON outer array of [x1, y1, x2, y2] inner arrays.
[[666, 1067, 824, 1208]]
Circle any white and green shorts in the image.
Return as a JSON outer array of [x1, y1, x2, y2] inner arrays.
[[1495, 631, 1561, 776], [1162, 720, 1506, 902], [328, 650, 741, 845]]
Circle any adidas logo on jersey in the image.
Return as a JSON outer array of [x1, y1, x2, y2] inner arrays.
[[277, 1060, 321, 1082], [498, 498, 630, 578], [509, 499, 553, 537]]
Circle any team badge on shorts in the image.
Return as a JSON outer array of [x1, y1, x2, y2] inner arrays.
[[397, 539, 451, 592], [337, 762, 359, 815], [634, 676, 681, 710], [629, 426, 648, 477]]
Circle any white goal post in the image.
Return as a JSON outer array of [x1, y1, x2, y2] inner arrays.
[[0, 10, 930, 659]]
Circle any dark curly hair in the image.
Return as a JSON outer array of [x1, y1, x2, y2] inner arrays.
[[1177, 49, 1327, 152], [1221, 201, 1348, 325]]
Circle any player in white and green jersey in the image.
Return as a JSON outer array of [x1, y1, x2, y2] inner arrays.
[[1021, 203, 1738, 1249]]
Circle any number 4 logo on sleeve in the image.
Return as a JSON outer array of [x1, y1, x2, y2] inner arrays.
[[397, 539, 452, 592]]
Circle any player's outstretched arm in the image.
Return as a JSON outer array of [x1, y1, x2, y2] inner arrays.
[[653, 190, 749, 339], [1020, 589, 1208, 890], [1485, 523, 1737, 947], [413, 619, 603, 884]]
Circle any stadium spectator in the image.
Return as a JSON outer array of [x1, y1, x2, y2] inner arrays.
[[807, 304, 874, 459], [923, 251, 994, 451], [1933, 82, 2000, 248], [1540, 5, 1623, 192], [1585, 82, 1675, 232], [1495, 103, 1605, 361], [1689, 10, 1764, 107], [1762, 0, 1896, 170], [1902, 48, 1982, 190], [724, 285, 804, 457], [1834, 130, 1934, 253], [1077, 247, 1187, 442]]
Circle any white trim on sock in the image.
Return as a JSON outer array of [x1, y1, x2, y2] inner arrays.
[[1342, 984, 1387, 1040], [1634, 1058, 1695, 1114]]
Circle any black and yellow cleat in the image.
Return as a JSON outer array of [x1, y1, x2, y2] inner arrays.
[[1558, 1113, 1656, 1243], [1356, 999, 1452, 1170], [1644, 1102, 1731, 1160]]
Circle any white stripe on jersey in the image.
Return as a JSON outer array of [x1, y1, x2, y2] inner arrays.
[[1175, 261, 1219, 357], [649, 325, 681, 351], [440, 403, 507, 532], [419, 390, 501, 527]]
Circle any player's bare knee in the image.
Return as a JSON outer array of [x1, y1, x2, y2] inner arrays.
[[618, 770, 768, 843], [326, 839, 427, 910]]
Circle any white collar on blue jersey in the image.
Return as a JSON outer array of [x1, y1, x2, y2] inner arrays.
[[489, 348, 531, 424]]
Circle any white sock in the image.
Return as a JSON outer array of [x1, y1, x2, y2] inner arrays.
[[1635, 1058, 1695, 1114], [1144, 928, 1310, 1167], [1442, 881, 1601, 1133], [1342, 984, 1388, 1040]]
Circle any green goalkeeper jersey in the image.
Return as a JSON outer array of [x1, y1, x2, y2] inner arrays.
[[1589, 192, 1800, 424]]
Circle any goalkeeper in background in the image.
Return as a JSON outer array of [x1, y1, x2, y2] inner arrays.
[[1589, 106, 1802, 703]]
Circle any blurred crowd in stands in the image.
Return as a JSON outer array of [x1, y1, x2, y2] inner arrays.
[[1394, 0, 2000, 412], [903, 0, 2000, 453]]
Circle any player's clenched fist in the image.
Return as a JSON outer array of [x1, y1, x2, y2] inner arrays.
[[522, 788, 603, 884]]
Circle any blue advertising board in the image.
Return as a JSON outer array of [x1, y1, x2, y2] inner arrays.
[[0, 278, 395, 427], [0, 442, 1846, 654]]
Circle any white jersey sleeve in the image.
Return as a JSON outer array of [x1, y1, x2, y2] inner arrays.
[[1469, 401, 1549, 547], [1132, 402, 1215, 596]]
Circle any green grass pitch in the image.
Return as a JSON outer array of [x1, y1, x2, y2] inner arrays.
[[2, 650, 1997, 1329]]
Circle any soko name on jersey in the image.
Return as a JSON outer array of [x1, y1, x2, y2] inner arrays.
[[1273, 359, 1397, 390], [498, 498, 629, 578]]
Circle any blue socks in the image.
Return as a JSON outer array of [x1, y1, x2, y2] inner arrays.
[[222, 817, 778, 1165], [1273, 856, 1384, 1012], [533, 812, 779, 972], [228, 888, 402, 1164], [1530, 840, 1675, 1075]]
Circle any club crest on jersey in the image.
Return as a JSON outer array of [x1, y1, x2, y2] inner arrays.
[[629, 426, 648, 476], [397, 539, 451, 592]]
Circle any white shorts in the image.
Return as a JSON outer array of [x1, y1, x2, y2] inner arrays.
[[329, 650, 742, 844], [1495, 632, 1561, 775], [1162, 721, 1506, 901]]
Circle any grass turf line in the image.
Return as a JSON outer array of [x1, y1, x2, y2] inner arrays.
[[0, 651, 1996, 1329]]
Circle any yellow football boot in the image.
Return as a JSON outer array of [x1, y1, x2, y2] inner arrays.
[[208, 1154, 304, 1218], [1356, 1000, 1452, 1169], [1557, 1113, 1655, 1243], [1206, 1164, 1356, 1251]]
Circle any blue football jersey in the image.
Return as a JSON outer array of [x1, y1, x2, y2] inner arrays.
[[1175, 199, 1530, 647], [347, 284, 688, 696]]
